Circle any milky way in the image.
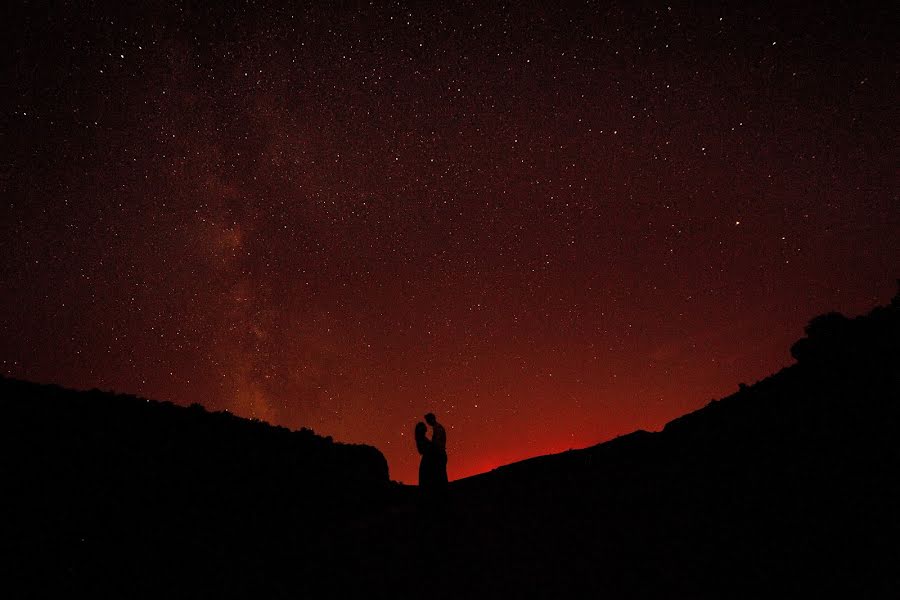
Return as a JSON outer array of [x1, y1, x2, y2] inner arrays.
[[3, 1, 897, 482]]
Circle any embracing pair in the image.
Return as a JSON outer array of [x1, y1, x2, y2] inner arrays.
[[414, 412, 448, 492]]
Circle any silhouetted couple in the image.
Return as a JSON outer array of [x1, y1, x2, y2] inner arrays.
[[415, 412, 448, 495]]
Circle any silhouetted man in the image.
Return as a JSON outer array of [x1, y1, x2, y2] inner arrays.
[[424, 412, 448, 487]]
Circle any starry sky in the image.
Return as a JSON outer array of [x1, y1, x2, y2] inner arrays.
[[3, 1, 897, 483]]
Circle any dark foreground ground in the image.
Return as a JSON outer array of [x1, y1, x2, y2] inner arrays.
[[4, 290, 899, 598]]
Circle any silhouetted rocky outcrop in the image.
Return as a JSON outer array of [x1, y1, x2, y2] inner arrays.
[[1, 379, 389, 597]]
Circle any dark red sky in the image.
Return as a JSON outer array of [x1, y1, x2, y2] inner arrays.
[[3, 1, 897, 483]]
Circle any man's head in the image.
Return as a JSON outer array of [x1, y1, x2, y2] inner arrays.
[[425, 412, 436, 425]]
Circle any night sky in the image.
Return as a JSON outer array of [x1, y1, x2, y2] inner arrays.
[[3, 1, 897, 483]]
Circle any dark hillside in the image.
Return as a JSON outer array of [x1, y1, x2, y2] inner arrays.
[[2, 379, 390, 597]]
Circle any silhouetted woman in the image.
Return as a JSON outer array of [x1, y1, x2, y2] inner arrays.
[[415, 421, 438, 491]]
